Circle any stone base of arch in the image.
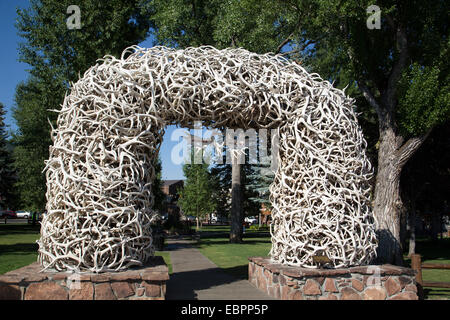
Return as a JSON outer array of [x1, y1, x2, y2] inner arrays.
[[0, 256, 168, 300], [248, 257, 418, 300]]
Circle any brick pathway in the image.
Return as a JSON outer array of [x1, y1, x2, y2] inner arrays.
[[165, 238, 274, 300]]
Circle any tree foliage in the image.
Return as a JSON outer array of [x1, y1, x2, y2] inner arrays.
[[210, 162, 260, 218], [13, 0, 152, 210], [146, 0, 449, 263], [178, 149, 216, 225], [0, 103, 16, 209], [143, 0, 294, 53], [151, 157, 166, 212]]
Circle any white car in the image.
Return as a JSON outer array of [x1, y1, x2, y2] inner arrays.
[[16, 210, 31, 219], [245, 216, 258, 225]]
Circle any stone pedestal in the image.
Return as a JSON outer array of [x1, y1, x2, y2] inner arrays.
[[248, 257, 418, 300], [0, 256, 169, 300]]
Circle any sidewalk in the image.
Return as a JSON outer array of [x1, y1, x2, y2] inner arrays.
[[165, 238, 275, 300]]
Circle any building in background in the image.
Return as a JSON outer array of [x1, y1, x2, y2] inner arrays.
[[161, 180, 184, 218]]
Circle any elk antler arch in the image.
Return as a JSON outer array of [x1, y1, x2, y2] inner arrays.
[[38, 46, 378, 272]]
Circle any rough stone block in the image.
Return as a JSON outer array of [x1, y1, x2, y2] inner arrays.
[[136, 287, 145, 297], [0, 284, 22, 300], [25, 282, 68, 300], [398, 276, 412, 289], [363, 287, 387, 300], [281, 285, 291, 300], [324, 278, 339, 293], [351, 279, 364, 292], [404, 284, 418, 293], [142, 281, 161, 297], [94, 283, 116, 300], [340, 287, 361, 300], [385, 277, 401, 296], [389, 292, 418, 300], [111, 282, 135, 299], [303, 279, 321, 295], [69, 282, 94, 300], [289, 290, 303, 300]]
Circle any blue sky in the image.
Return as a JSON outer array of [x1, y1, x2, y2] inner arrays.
[[0, 1, 185, 180]]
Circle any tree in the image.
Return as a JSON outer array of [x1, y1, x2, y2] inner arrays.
[[12, 78, 55, 211], [0, 103, 16, 209], [149, 0, 450, 264], [246, 154, 274, 221], [294, 0, 450, 264], [210, 139, 261, 242], [210, 163, 232, 218], [151, 157, 166, 213], [401, 121, 450, 254], [178, 149, 216, 230], [13, 0, 152, 210]]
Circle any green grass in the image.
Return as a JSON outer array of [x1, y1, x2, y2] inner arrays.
[[195, 225, 272, 279], [0, 223, 172, 275], [154, 250, 173, 274], [0, 223, 41, 274]]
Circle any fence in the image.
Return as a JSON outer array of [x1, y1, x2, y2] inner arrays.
[[410, 253, 450, 299]]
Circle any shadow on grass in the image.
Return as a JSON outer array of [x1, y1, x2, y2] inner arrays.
[[414, 238, 450, 261], [423, 287, 450, 300], [0, 224, 41, 237], [197, 239, 271, 247], [201, 230, 270, 237], [0, 243, 39, 255]]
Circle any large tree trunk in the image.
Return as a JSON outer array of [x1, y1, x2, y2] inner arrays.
[[372, 115, 429, 265], [358, 24, 433, 265], [230, 160, 243, 243], [373, 125, 404, 265]]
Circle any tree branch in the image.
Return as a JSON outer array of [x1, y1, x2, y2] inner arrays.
[[396, 129, 432, 169], [358, 82, 382, 116], [385, 15, 409, 110], [276, 32, 294, 54], [280, 39, 315, 57]]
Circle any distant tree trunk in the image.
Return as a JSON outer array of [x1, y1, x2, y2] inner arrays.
[[431, 210, 441, 242], [408, 206, 416, 257], [400, 208, 408, 253], [230, 159, 243, 243]]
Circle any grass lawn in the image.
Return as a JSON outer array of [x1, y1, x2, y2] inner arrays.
[[196, 225, 450, 300], [155, 250, 172, 274], [195, 225, 272, 280], [0, 223, 41, 275], [0, 223, 172, 275]]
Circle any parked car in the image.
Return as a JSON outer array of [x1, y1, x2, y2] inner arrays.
[[16, 210, 32, 219], [0, 210, 16, 219], [245, 216, 258, 225]]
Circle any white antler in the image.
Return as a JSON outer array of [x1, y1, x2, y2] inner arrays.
[[38, 46, 377, 272]]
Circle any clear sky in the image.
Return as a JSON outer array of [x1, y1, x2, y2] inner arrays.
[[0, 1, 185, 180]]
